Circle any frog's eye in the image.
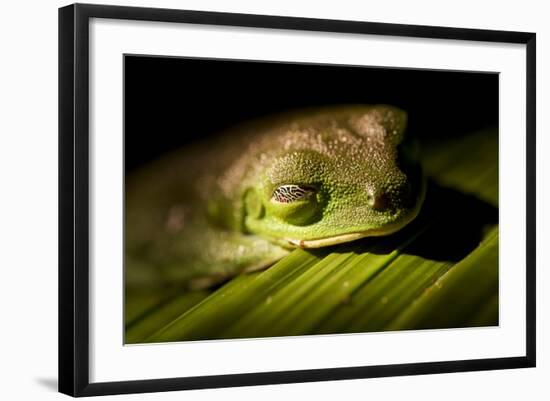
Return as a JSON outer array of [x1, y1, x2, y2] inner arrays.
[[268, 184, 321, 226], [271, 185, 315, 203]]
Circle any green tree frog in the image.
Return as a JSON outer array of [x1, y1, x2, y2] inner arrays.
[[125, 105, 425, 288]]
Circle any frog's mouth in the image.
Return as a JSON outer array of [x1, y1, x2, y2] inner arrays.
[[284, 211, 417, 248], [283, 181, 426, 249]]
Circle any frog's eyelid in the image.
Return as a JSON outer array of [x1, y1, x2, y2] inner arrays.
[[271, 185, 314, 203]]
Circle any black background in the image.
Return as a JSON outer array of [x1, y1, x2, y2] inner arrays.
[[125, 55, 498, 173]]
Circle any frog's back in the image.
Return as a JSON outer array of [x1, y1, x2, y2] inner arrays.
[[125, 105, 413, 288]]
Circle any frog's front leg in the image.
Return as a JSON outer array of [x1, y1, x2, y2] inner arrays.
[[126, 209, 289, 290]]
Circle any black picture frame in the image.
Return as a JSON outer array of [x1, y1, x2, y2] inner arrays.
[[58, 3, 536, 397]]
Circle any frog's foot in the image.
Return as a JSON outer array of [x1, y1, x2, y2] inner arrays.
[[242, 255, 285, 273], [188, 255, 285, 290], [188, 273, 232, 290]]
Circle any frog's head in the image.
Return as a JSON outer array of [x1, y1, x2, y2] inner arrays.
[[240, 105, 426, 248]]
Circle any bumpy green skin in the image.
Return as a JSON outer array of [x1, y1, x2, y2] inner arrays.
[[125, 105, 425, 288]]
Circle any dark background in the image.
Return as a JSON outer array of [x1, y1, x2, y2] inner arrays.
[[125, 55, 498, 173]]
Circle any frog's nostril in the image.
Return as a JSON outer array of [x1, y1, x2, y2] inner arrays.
[[373, 193, 390, 211], [366, 189, 389, 211]]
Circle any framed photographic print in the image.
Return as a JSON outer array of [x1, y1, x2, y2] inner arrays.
[[58, 3, 536, 397]]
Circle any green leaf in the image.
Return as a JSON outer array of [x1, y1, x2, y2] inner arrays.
[[126, 128, 499, 343]]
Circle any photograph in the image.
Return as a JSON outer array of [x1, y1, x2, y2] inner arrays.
[[123, 55, 499, 344], [56, 2, 537, 396]]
